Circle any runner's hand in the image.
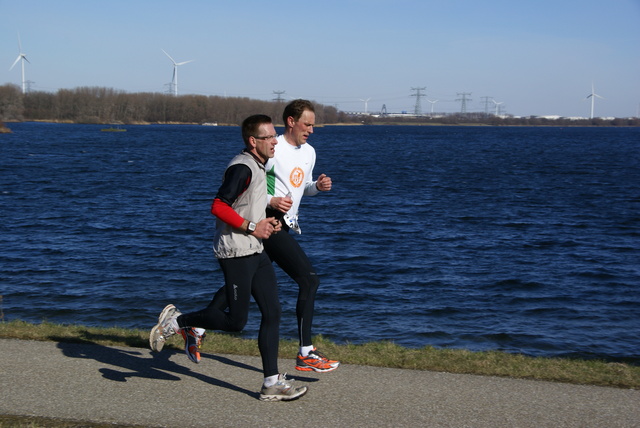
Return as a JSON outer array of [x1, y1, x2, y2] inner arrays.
[[316, 174, 332, 191], [270, 195, 293, 213], [254, 217, 280, 239]]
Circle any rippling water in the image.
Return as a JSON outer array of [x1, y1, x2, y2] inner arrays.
[[1, 122, 639, 363]]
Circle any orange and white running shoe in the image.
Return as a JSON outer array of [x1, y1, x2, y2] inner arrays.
[[181, 327, 206, 364], [295, 348, 340, 372]]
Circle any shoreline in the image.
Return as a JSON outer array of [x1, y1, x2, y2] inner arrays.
[[3, 119, 639, 128]]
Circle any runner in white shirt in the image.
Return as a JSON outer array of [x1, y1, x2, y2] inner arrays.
[[264, 99, 339, 372]]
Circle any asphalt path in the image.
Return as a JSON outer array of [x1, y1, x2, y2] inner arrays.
[[1, 338, 638, 427]]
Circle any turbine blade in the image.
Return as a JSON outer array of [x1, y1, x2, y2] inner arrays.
[[9, 55, 21, 70], [176, 60, 194, 66], [162, 49, 177, 64], [23, 55, 30, 64]]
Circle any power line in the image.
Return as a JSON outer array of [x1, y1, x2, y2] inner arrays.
[[411, 87, 427, 115], [480, 96, 492, 115], [272, 90, 286, 102], [456, 92, 472, 114]]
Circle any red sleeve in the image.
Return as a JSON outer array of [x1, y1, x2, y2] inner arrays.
[[211, 198, 245, 229]]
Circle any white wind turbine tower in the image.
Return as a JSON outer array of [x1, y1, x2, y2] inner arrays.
[[9, 33, 30, 94], [162, 49, 193, 96], [359, 97, 371, 114], [586, 83, 603, 119], [492, 99, 503, 116], [427, 99, 438, 116]]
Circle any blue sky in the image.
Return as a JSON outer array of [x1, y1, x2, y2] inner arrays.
[[1, 0, 639, 118]]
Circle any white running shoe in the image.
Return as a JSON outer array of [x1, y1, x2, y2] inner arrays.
[[149, 304, 182, 352], [259, 374, 308, 402]]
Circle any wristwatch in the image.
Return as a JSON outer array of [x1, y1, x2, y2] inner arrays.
[[247, 221, 257, 234]]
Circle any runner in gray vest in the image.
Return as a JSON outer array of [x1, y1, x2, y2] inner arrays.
[[149, 114, 307, 401]]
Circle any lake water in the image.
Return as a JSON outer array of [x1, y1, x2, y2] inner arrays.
[[1, 122, 639, 363]]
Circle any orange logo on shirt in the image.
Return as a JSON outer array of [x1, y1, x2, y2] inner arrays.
[[290, 167, 304, 188]]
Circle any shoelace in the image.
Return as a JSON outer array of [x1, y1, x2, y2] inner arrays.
[[309, 349, 329, 360], [277, 374, 293, 389]]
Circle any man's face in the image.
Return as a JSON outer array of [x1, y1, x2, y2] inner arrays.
[[253, 123, 278, 162], [288, 109, 315, 146]]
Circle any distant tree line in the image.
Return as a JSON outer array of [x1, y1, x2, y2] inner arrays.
[[0, 84, 349, 125], [1, 83, 638, 127], [359, 112, 640, 127]]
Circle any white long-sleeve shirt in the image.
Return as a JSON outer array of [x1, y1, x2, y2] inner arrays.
[[265, 135, 319, 233]]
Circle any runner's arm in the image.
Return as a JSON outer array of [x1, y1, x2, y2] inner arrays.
[[211, 164, 252, 229]]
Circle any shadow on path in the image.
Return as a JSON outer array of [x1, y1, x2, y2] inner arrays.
[[55, 340, 259, 399]]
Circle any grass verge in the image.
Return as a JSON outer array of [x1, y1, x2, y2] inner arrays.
[[2, 320, 638, 427], [1, 319, 638, 391]]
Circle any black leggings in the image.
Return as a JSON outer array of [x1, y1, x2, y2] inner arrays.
[[210, 223, 320, 347], [178, 252, 281, 377]]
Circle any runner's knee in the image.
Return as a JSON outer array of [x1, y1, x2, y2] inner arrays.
[[296, 272, 319, 300]]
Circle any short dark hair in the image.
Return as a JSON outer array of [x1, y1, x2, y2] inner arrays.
[[282, 99, 315, 125], [241, 114, 272, 145]]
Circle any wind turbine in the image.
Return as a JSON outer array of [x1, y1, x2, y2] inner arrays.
[[427, 99, 438, 116], [492, 99, 503, 116], [586, 83, 603, 119], [359, 97, 371, 114], [162, 49, 193, 96], [9, 33, 30, 94]]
